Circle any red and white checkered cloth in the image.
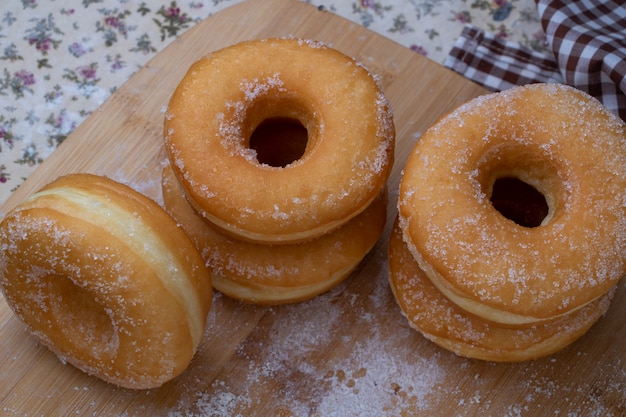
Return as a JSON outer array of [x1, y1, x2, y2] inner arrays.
[[446, 0, 626, 121]]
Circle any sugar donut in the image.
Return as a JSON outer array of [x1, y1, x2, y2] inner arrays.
[[0, 174, 212, 389], [388, 219, 614, 362], [164, 37, 394, 244], [399, 83, 626, 325], [161, 164, 386, 304]]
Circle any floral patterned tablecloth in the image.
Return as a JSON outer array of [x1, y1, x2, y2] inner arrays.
[[0, 0, 548, 206]]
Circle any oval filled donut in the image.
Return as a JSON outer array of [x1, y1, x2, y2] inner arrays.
[[0, 174, 212, 389], [162, 164, 386, 304], [388, 219, 614, 362], [399, 83, 626, 325], [165, 37, 394, 244]]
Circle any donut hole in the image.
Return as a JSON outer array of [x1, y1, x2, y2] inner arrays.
[[244, 95, 317, 168], [46, 274, 118, 357], [249, 117, 308, 167], [490, 177, 549, 228], [478, 142, 563, 228]]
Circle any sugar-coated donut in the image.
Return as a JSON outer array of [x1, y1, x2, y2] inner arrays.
[[399, 83, 626, 325], [164, 37, 394, 244], [0, 174, 212, 389], [162, 164, 386, 304], [388, 219, 614, 362]]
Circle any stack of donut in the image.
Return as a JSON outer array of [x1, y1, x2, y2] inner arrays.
[[390, 83, 626, 361], [162, 38, 395, 304]]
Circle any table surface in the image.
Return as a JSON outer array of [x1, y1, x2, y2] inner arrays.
[[0, 0, 548, 206]]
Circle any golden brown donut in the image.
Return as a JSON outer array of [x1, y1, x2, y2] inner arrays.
[[399, 83, 626, 325], [388, 219, 614, 362], [162, 163, 386, 304], [164, 37, 394, 244], [0, 174, 212, 389]]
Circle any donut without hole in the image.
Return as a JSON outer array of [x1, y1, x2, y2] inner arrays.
[[0, 174, 212, 389]]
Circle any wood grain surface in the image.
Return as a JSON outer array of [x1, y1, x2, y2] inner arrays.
[[1, 0, 625, 416]]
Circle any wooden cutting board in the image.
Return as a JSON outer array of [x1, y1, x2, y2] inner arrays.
[[1, 0, 625, 415]]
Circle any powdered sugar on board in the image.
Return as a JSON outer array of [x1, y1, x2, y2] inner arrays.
[[166, 247, 449, 416]]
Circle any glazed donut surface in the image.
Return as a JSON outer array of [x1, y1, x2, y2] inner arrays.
[[399, 83, 626, 325], [388, 219, 614, 362], [0, 174, 212, 389], [161, 164, 386, 304], [165, 37, 394, 244]]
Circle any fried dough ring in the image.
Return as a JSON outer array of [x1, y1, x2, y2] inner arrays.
[[164, 37, 394, 244], [162, 164, 386, 304], [0, 174, 211, 389], [399, 84, 626, 325]]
